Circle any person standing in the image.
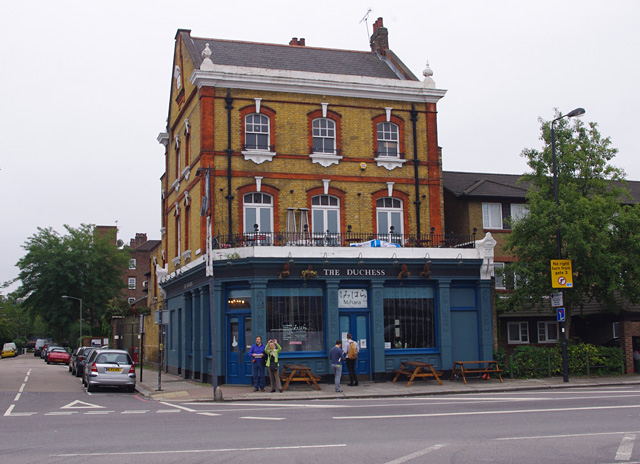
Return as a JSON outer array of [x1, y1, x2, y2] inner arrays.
[[249, 336, 266, 392], [344, 333, 359, 386], [329, 340, 344, 392], [265, 339, 283, 393]]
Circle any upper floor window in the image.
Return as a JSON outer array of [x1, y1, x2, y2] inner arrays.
[[311, 195, 340, 242], [510, 203, 529, 223], [376, 122, 399, 157], [245, 114, 270, 150], [129, 259, 137, 270], [312, 118, 336, 154], [482, 202, 503, 229], [493, 262, 505, 289], [244, 192, 273, 235], [376, 197, 404, 243], [128, 278, 136, 290]]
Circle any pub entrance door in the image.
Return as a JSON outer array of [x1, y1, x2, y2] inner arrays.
[[339, 311, 371, 378], [226, 312, 253, 384]]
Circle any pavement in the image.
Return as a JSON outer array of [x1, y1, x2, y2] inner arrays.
[[135, 365, 640, 402]]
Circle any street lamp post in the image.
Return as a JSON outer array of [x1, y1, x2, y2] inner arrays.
[[551, 107, 585, 383], [62, 295, 83, 347]]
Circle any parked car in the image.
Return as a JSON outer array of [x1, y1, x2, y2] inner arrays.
[[75, 347, 96, 378], [2, 342, 17, 358], [83, 349, 136, 393], [34, 338, 48, 357], [69, 347, 93, 376], [47, 347, 71, 365], [41, 343, 59, 360]]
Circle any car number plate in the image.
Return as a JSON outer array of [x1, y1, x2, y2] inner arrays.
[[106, 367, 122, 372]]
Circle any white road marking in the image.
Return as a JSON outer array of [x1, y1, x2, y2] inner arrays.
[[54, 443, 346, 457], [14, 393, 21, 401], [45, 412, 77, 416], [240, 416, 285, 421], [616, 434, 636, 461], [61, 400, 105, 409], [19, 383, 25, 392], [157, 409, 181, 413], [197, 412, 221, 416], [122, 410, 149, 414], [159, 401, 196, 412], [4, 404, 15, 416], [334, 404, 640, 420], [385, 444, 445, 464], [4, 405, 37, 417], [497, 430, 640, 441], [84, 411, 114, 415]]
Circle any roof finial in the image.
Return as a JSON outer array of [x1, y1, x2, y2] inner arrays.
[[423, 61, 435, 88], [200, 43, 215, 71]]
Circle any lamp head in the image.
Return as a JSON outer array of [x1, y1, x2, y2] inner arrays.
[[566, 107, 586, 118]]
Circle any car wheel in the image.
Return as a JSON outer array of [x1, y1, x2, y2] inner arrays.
[[127, 385, 135, 393], [47, 361, 50, 364]]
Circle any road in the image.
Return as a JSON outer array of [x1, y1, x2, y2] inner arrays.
[[2, 355, 640, 463]]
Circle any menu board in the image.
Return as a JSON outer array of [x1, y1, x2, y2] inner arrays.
[[282, 324, 308, 344]]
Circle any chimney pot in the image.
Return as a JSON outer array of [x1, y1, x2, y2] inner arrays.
[[299, 38, 305, 46], [289, 37, 298, 46]]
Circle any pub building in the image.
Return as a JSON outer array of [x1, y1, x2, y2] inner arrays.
[[153, 21, 497, 385]]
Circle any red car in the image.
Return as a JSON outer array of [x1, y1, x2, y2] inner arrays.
[[47, 347, 71, 364]]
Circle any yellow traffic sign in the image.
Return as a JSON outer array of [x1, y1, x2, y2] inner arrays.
[[551, 260, 573, 288]]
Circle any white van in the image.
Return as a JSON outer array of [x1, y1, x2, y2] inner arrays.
[[2, 342, 17, 358], [34, 338, 47, 357]]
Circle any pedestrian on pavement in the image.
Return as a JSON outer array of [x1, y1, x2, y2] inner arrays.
[[344, 333, 359, 386], [329, 340, 344, 392], [249, 336, 266, 392], [265, 339, 283, 393]]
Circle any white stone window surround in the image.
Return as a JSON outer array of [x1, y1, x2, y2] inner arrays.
[[242, 112, 276, 164]]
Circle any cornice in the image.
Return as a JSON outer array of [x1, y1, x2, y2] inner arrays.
[[190, 65, 447, 104]]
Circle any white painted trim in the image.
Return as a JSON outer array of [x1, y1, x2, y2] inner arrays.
[[309, 153, 343, 167], [190, 65, 447, 103], [374, 157, 407, 170], [255, 176, 263, 192], [241, 150, 276, 164], [321, 102, 328, 118]]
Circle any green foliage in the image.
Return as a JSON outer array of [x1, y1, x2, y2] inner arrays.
[[505, 343, 623, 378], [15, 224, 131, 346], [501, 111, 640, 321]]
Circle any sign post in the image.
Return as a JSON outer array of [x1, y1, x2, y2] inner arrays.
[[551, 259, 572, 383]]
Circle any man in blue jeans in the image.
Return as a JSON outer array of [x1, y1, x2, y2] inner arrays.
[[249, 336, 266, 391], [329, 340, 344, 392]]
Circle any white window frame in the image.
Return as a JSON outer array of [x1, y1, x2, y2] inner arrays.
[[510, 203, 529, 223], [482, 202, 503, 229], [243, 192, 274, 236], [507, 321, 529, 344], [128, 278, 136, 290], [376, 197, 404, 243], [311, 195, 340, 244], [376, 122, 399, 157], [613, 321, 620, 339], [244, 113, 270, 151], [312, 118, 336, 154], [493, 262, 506, 289], [129, 258, 137, 270], [537, 321, 559, 343], [128, 298, 136, 305]]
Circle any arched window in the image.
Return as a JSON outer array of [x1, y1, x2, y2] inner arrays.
[[312, 195, 340, 245], [376, 197, 403, 243], [376, 122, 399, 157], [312, 118, 336, 154], [244, 114, 270, 150], [243, 192, 273, 236]]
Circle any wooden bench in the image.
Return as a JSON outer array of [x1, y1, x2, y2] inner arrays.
[[280, 364, 321, 391], [450, 360, 503, 384], [392, 361, 443, 386]]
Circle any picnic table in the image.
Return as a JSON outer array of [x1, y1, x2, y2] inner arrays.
[[280, 364, 321, 392], [392, 360, 443, 386], [450, 360, 503, 384]]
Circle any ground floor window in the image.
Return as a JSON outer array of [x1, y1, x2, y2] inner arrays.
[[537, 321, 558, 343], [383, 286, 435, 349], [266, 287, 324, 352], [508, 321, 529, 344]]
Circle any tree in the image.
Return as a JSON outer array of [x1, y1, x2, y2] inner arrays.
[[501, 112, 640, 335], [16, 224, 131, 345]]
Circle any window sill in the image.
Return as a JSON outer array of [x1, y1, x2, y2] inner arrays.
[[309, 152, 343, 167], [374, 157, 407, 170], [241, 149, 276, 164], [172, 179, 181, 192]]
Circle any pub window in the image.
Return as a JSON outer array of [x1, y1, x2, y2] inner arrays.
[[383, 286, 435, 349], [266, 287, 324, 352]]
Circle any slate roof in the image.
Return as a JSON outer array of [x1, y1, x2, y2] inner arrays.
[[135, 240, 161, 252], [183, 32, 416, 81], [443, 171, 640, 204]]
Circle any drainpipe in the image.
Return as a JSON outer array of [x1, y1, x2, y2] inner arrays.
[[410, 104, 421, 239], [225, 92, 234, 239]]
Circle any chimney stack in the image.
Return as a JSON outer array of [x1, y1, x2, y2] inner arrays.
[[370, 17, 388, 55], [289, 37, 306, 46]]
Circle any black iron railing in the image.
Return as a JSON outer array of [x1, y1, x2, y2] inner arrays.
[[212, 230, 477, 249]]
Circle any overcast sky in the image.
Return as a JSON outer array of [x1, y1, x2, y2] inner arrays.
[[1, 1, 638, 294]]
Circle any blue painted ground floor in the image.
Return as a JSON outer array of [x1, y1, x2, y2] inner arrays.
[[158, 253, 494, 385]]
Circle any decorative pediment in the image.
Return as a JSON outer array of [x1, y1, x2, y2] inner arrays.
[[310, 153, 343, 167], [374, 157, 407, 170], [241, 149, 276, 164]]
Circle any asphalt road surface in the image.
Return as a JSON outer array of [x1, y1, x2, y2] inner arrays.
[[3, 355, 640, 463]]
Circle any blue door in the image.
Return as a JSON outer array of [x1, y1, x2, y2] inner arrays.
[[339, 312, 371, 378], [226, 313, 253, 384]]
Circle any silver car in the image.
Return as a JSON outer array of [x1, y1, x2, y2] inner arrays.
[[82, 349, 136, 392]]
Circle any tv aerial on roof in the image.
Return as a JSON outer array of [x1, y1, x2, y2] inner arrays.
[[359, 7, 373, 40]]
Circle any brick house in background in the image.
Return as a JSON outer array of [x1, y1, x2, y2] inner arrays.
[[124, 233, 161, 308], [442, 170, 640, 373], [150, 19, 498, 386]]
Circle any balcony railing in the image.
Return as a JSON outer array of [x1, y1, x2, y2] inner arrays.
[[211, 230, 477, 249]]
